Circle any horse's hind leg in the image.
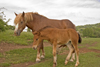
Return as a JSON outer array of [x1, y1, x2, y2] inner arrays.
[[65, 44, 74, 65]]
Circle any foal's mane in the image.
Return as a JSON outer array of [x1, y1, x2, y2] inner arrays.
[[38, 26, 53, 32]]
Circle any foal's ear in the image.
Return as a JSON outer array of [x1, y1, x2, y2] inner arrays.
[[22, 11, 25, 17], [33, 31, 40, 36], [14, 12, 17, 16]]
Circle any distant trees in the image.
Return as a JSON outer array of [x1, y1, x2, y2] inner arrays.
[[76, 24, 100, 38], [82, 28, 94, 37], [0, 7, 14, 32]]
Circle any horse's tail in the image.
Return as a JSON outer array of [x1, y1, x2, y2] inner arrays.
[[77, 32, 82, 43]]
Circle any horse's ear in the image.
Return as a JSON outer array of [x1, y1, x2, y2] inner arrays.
[[22, 11, 25, 17], [33, 31, 40, 36], [14, 12, 17, 16]]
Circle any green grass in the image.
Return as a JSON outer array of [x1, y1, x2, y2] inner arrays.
[[0, 48, 36, 66], [29, 52, 100, 67], [79, 38, 100, 50], [0, 30, 33, 45], [0, 63, 10, 67], [0, 53, 3, 58], [0, 47, 52, 67]]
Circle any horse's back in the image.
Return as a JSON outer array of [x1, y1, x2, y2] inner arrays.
[[45, 19, 76, 30], [61, 19, 76, 30]]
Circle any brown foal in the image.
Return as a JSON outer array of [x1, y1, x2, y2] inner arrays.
[[32, 27, 81, 67]]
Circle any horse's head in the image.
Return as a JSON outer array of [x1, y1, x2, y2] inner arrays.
[[32, 31, 42, 50], [14, 12, 26, 36]]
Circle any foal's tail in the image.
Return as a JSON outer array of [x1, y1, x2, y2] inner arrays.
[[77, 32, 82, 43]]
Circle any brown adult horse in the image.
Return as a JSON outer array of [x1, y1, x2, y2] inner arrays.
[[14, 12, 78, 62]]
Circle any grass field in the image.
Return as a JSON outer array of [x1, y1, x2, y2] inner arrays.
[[0, 30, 100, 67]]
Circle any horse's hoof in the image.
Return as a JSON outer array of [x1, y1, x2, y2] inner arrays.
[[36, 61, 40, 63], [41, 55, 45, 59], [53, 63, 57, 67]]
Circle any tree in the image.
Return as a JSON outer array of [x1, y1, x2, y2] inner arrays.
[[83, 28, 94, 37], [27, 28, 31, 32], [0, 19, 6, 32], [0, 7, 12, 32]]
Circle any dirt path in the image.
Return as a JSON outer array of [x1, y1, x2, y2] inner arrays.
[[0, 42, 52, 53]]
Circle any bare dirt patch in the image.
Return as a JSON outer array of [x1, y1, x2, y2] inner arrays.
[[80, 48, 100, 53], [0, 42, 52, 53], [10, 61, 35, 67], [0, 42, 32, 53]]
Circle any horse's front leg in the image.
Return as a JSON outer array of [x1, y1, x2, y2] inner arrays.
[[40, 40, 45, 59], [36, 40, 45, 62]]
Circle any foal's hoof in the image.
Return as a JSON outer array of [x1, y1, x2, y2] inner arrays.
[[75, 62, 79, 67], [75, 64, 78, 67], [36, 58, 41, 63], [70, 59, 74, 62], [36, 61, 40, 63], [53, 63, 57, 67], [65, 61, 68, 65]]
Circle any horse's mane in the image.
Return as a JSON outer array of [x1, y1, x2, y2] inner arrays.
[[14, 12, 48, 24], [25, 12, 34, 22], [33, 12, 48, 19]]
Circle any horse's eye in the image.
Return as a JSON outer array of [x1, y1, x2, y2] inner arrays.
[[21, 22, 23, 24], [36, 39, 38, 41]]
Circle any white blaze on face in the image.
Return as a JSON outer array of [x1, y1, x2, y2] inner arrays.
[[14, 24, 19, 32]]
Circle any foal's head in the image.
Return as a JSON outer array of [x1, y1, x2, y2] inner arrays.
[[14, 12, 33, 36], [32, 31, 42, 50]]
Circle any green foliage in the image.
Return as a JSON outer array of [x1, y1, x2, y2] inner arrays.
[[83, 28, 94, 37], [76, 23, 100, 38], [0, 19, 6, 32], [27, 28, 31, 32]]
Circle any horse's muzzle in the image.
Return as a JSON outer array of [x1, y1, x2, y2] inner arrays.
[[33, 47, 36, 50], [14, 30, 21, 36]]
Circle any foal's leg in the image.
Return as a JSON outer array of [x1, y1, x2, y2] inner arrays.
[[36, 46, 41, 62], [53, 41, 57, 67], [70, 45, 75, 62], [70, 50, 75, 62], [36, 40, 45, 62], [73, 43, 79, 67], [65, 44, 74, 65]]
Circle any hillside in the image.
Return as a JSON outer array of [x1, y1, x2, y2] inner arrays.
[[76, 23, 100, 37], [76, 23, 100, 31]]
